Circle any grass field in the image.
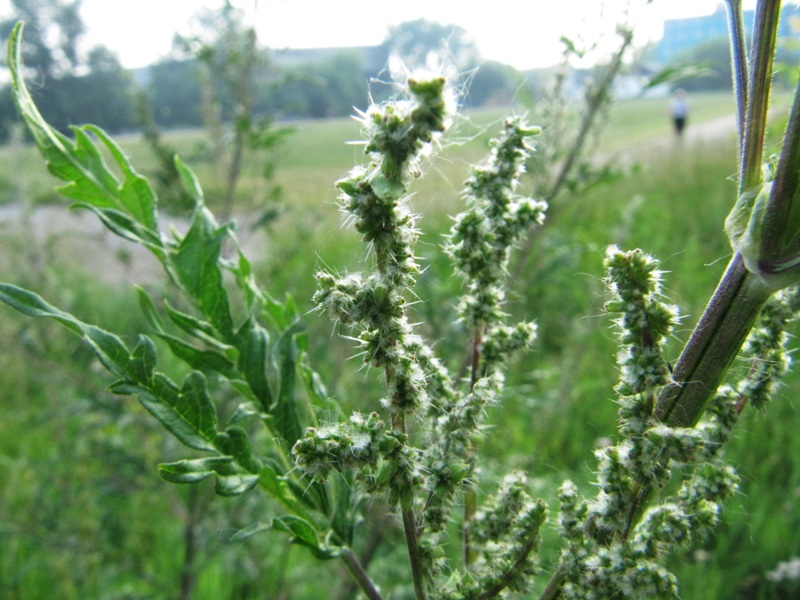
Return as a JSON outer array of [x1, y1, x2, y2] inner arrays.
[[1, 89, 800, 599]]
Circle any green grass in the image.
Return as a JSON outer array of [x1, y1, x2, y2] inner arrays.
[[2, 90, 800, 599]]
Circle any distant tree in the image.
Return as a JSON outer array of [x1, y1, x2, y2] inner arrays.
[[671, 37, 732, 91], [0, 0, 136, 140], [0, 0, 84, 78], [463, 60, 523, 107], [266, 50, 368, 119], [385, 18, 479, 70], [145, 59, 204, 128]]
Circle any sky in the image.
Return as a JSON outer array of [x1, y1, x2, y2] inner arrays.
[[3, 0, 764, 71]]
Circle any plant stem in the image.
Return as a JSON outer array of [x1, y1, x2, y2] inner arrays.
[[740, 0, 780, 193], [546, 28, 632, 202], [654, 256, 772, 427], [724, 0, 748, 152], [476, 534, 539, 600], [463, 325, 483, 567], [537, 564, 568, 600], [402, 500, 429, 600], [341, 547, 386, 600], [762, 77, 800, 258]]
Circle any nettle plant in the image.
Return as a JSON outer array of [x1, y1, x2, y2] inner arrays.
[[3, 1, 800, 597]]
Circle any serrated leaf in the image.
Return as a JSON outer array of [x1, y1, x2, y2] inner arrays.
[[119, 372, 218, 452], [169, 205, 234, 336], [86, 124, 158, 230], [7, 26, 160, 237]]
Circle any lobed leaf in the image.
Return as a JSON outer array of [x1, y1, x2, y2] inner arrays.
[[169, 205, 235, 337], [114, 372, 219, 452], [7, 24, 161, 237]]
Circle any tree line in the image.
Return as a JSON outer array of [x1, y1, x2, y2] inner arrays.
[[0, 0, 525, 143]]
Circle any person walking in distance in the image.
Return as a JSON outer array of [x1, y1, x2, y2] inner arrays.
[[670, 88, 689, 137]]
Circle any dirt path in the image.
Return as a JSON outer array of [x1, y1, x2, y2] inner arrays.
[[612, 113, 738, 167], [0, 113, 741, 287]]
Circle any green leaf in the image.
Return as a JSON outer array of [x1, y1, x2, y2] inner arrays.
[[158, 456, 260, 496], [258, 465, 317, 518], [156, 332, 238, 377], [0, 283, 131, 379], [273, 516, 343, 559], [230, 522, 272, 542], [215, 473, 260, 496], [72, 203, 164, 256], [273, 321, 307, 448], [169, 205, 235, 336], [234, 318, 273, 412], [174, 155, 204, 203], [86, 124, 158, 231], [116, 372, 219, 452], [215, 426, 262, 474], [128, 335, 157, 384], [0, 283, 83, 334], [159, 456, 233, 484], [135, 286, 166, 334], [7, 25, 160, 235], [163, 300, 235, 352]]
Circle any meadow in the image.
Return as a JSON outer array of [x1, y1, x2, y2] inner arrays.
[[1, 88, 799, 599]]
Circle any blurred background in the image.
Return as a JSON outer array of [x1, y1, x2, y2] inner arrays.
[[1, 1, 800, 599]]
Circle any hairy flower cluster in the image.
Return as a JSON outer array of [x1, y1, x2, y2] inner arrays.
[[736, 286, 800, 410], [421, 117, 549, 546], [551, 248, 750, 598], [292, 412, 390, 482], [604, 246, 677, 400], [313, 77, 454, 420], [446, 116, 548, 339], [423, 371, 503, 532], [436, 473, 547, 600], [292, 411, 422, 504]]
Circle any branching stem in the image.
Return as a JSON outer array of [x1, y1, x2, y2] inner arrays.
[[342, 547, 386, 600]]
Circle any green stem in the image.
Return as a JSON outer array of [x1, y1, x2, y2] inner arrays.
[[762, 77, 800, 258], [341, 547, 386, 600], [402, 500, 429, 600], [724, 0, 748, 152], [654, 255, 772, 427], [463, 325, 483, 567], [740, 0, 781, 193], [476, 534, 539, 600]]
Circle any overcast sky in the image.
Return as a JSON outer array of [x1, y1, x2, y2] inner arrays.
[[2, 0, 769, 70]]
